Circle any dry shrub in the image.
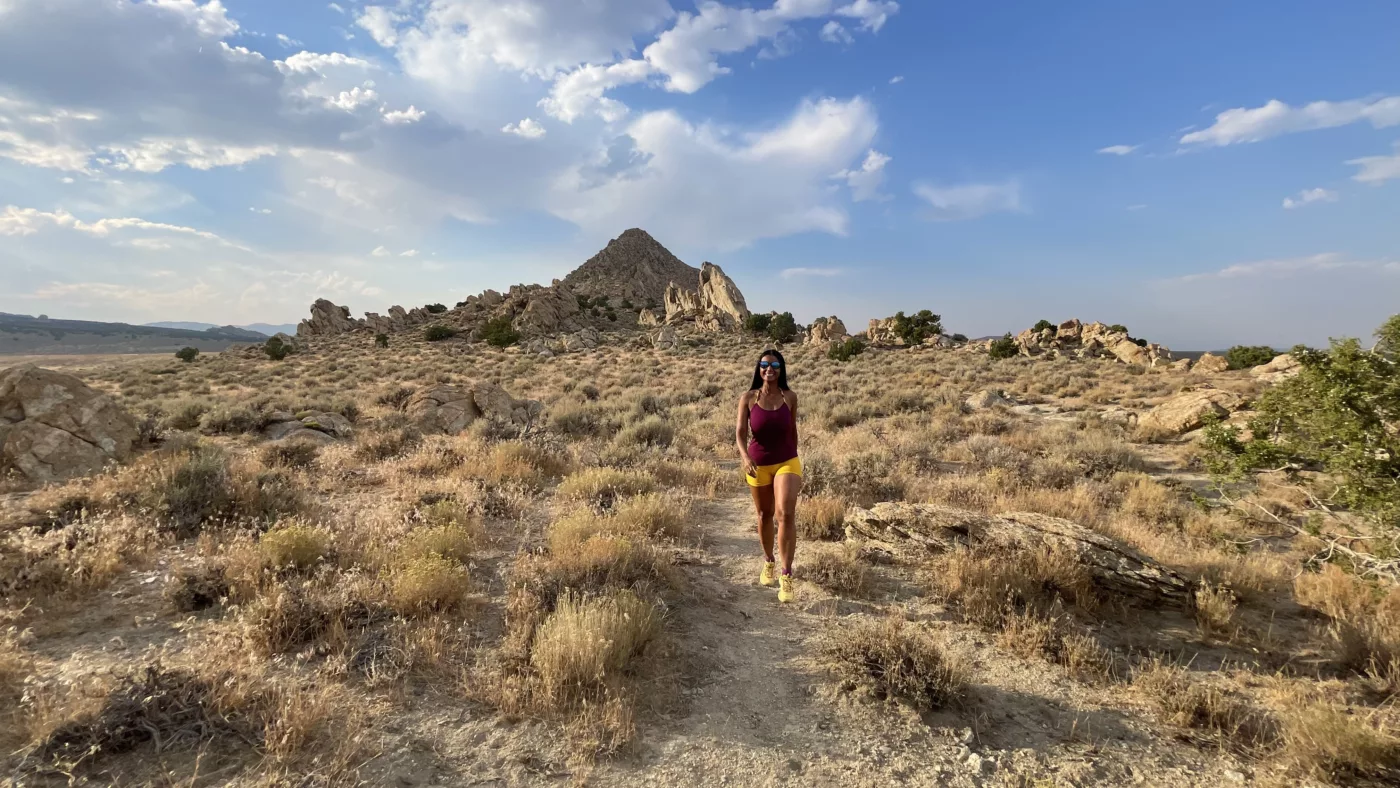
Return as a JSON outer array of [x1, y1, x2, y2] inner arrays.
[[531, 590, 660, 700], [17, 662, 368, 782], [820, 617, 966, 711], [610, 492, 690, 541], [1, 514, 162, 604], [260, 440, 320, 469], [259, 523, 329, 570], [355, 425, 422, 462], [486, 440, 573, 488], [1132, 660, 1279, 753], [389, 554, 470, 616], [241, 580, 378, 655], [653, 459, 725, 497], [1295, 565, 1400, 687], [557, 467, 657, 509], [799, 495, 847, 541], [803, 543, 869, 596], [1273, 687, 1400, 781], [1117, 474, 1187, 526], [1, 633, 33, 752], [1193, 581, 1239, 637], [400, 523, 477, 564], [164, 563, 229, 612], [997, 612, 1120, 682], [613, 414, 674, 448], [931, 543, 1096, 627], [1056, 430, 1143, 479]]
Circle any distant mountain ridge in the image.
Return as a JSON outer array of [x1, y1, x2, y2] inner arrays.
[[0, 314, 268, 356], [145, 321, 297, 337]]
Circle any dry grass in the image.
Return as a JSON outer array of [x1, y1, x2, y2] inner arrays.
[[803, 542, 869, 596], [1272, 686, 1400, 781], [1133, 660, 1279, 754], [930, 543, 1096, 627], [798, 494, 847, 541], [531, 590, 660, 700], [819, 617, 966, 711]]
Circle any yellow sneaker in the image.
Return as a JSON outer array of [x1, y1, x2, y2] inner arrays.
[[778, 573, 795, 603], [759, 561, 777, 587]]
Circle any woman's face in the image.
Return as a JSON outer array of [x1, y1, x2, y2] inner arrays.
[[758, 355, 782, 384]]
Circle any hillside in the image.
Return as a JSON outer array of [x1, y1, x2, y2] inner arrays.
[[0, 314, 263, 355], [145, 322, 297, 337]]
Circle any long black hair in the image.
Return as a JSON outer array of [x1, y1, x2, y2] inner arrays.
[[749, 348, 789, 391]]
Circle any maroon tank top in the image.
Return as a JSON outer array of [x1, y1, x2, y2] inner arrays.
[[748, 396, 797, 466]]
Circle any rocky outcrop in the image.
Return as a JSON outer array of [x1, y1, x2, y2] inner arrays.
[[637, 309, 661, 327], [1169, 358, 1193, 373], [514, 285, 581, 335], [1252, 353, 1302, 384], [805, 316, 849, 346], [1011, 320, 1172, 367], [262, 410, 351, 445], [0, 365, 139, 482], [664, 262, 750, 331], [1193, 353, 1229, 374], [1137, 388, 1247, 436], [407, 383, 543, 435], [562, 228, 699, 306], [844, 502, 1192, 604], [651, 326, 680, 351], [866, 317, 901, 346], [297, 299, 362, 337], [965, 389, 1015, 410]]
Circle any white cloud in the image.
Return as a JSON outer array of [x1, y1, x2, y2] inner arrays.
[[1347, 142, 1400, 184], [371, 245, 390, 256], [1097, 144, 1138, 156], [399, 249, 419, 257], [1, 204, 250, 250], [1167, 253, 1395, 283], [276, 33, 303, 48], [328, 3, 345, 13], [913, 180, 1022, 221], [355, 6, 404, 48], [149, 0, 240, 38], [540, 59, 653, 123], [381, 105, 426, 125], [1181, 95, 1400, 147], [781, 267, 842, 278], [102, 138, 278, 173], [1127, 204, 1147, 211], [502, 118, 547, 139], [551, 96, 878, 249], [1282, 187, 1338, 210], [327, 86, 380, 111], [888, 75, 903, 85], [821, 21, 854, 45], [277, 51, 373, 74], [250, 207, 272, 214], [833, 148, 889, 202]]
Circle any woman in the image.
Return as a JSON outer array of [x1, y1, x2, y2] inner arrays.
[[735, 348, 802, 603]]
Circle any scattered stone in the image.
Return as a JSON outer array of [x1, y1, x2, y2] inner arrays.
[[965, 389, 1014, 410], [1137, 387, 1247, 436], [0, 365, 139, 483], [1193, 352, 1229, 374]]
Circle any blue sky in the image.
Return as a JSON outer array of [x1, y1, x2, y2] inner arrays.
[[1, 0, 1397, 348]]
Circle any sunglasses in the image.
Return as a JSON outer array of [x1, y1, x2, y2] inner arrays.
[[759, 361, 782, 369]]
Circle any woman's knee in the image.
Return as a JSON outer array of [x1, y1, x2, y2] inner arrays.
[[775, 504, 794, 524]]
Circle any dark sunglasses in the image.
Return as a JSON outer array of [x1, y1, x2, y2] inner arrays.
[[759, 361, 782, 369]]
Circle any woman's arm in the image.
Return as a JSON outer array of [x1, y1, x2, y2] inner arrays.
[[787, 390, 799, 450], [735, 390, 756, 475]]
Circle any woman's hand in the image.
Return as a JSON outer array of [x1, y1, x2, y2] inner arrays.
[[741, 453, 757, 478]]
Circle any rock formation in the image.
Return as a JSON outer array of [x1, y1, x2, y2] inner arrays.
[[1010, 319, 1173, 367], [965, 389, 1015, 410], [1137, 387, 1246, 436], [664, 262, 751, 331], [407, 383, 543, 435], [297, 299, 362, 337], [844, 502, 1192, 604], [562, 228, 699, 305], [805, 316, 849, 346], [1252, 353, 1302, 384], [1192, 352, 1229, 374], [262, 411, 353, 445], [0, 365, 139, 482]]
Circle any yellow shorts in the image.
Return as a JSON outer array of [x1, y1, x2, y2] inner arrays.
[[745, 457, 803, 487]]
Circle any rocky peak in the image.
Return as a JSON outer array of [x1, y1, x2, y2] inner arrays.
[[663, 261, 751, 332], [562, 228, 699, 306]]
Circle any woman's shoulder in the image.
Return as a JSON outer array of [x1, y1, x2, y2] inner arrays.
[[783, 389, 798, 405], [739, 388, 758, 404]]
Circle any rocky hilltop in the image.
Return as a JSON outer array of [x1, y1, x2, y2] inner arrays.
[[561, 228, 700, 306]]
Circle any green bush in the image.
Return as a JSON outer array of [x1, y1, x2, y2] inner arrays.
[[892, 310, 943, 346], [592, 295, 610, 308], [1203, 315, 1400, 530], [768, 312, 798, 344], [988, 333, 1018, 360], [606, 309, 617, 322], [480, 315, 519, 348], [1108, 324, 1128, 334], [576, 294, 591, 310], [175, 347, 199, 363], [952, 333, 968, 343], [158, 448, 235, 537], [828, 337, 866, 362], [1032, 320, 1055, 333], [263, 336, 291, 361], [1225, 345, 1278, 370], [744, 313, 772, 334], [374, 333, 389, 348], [619, 298, 634, 310], [424, 323, 457, 342], [425, 303, 447, 314]]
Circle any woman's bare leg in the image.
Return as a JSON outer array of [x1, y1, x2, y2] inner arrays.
[[750, 483, 776, 561], [773, 473, 803, 574]]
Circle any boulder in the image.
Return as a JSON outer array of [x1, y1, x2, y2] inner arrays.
[[514, 285, 581, 335], [1169, 358, 1193, 373], [297, 411, 353, 438], [296, 299, 361, 337], [1056, 319, 1083, 341], [663, 262, 750, 331], [806, 316, 849, 345], [637, 309, 661, 327], [1252, 353, 1302, 384], [1110, 339, 1152, 367], [0, 365, 139, 483], [844, 503, 1192, 604], [1193, 353, 1229, 374], [1137, 388, 1247, 436], [651, 326, 680, 351], [473, 382, 543, 426], [264, 421, 336, 446], [965, 389, 1014, 410], [408, 386, 482, 434]]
